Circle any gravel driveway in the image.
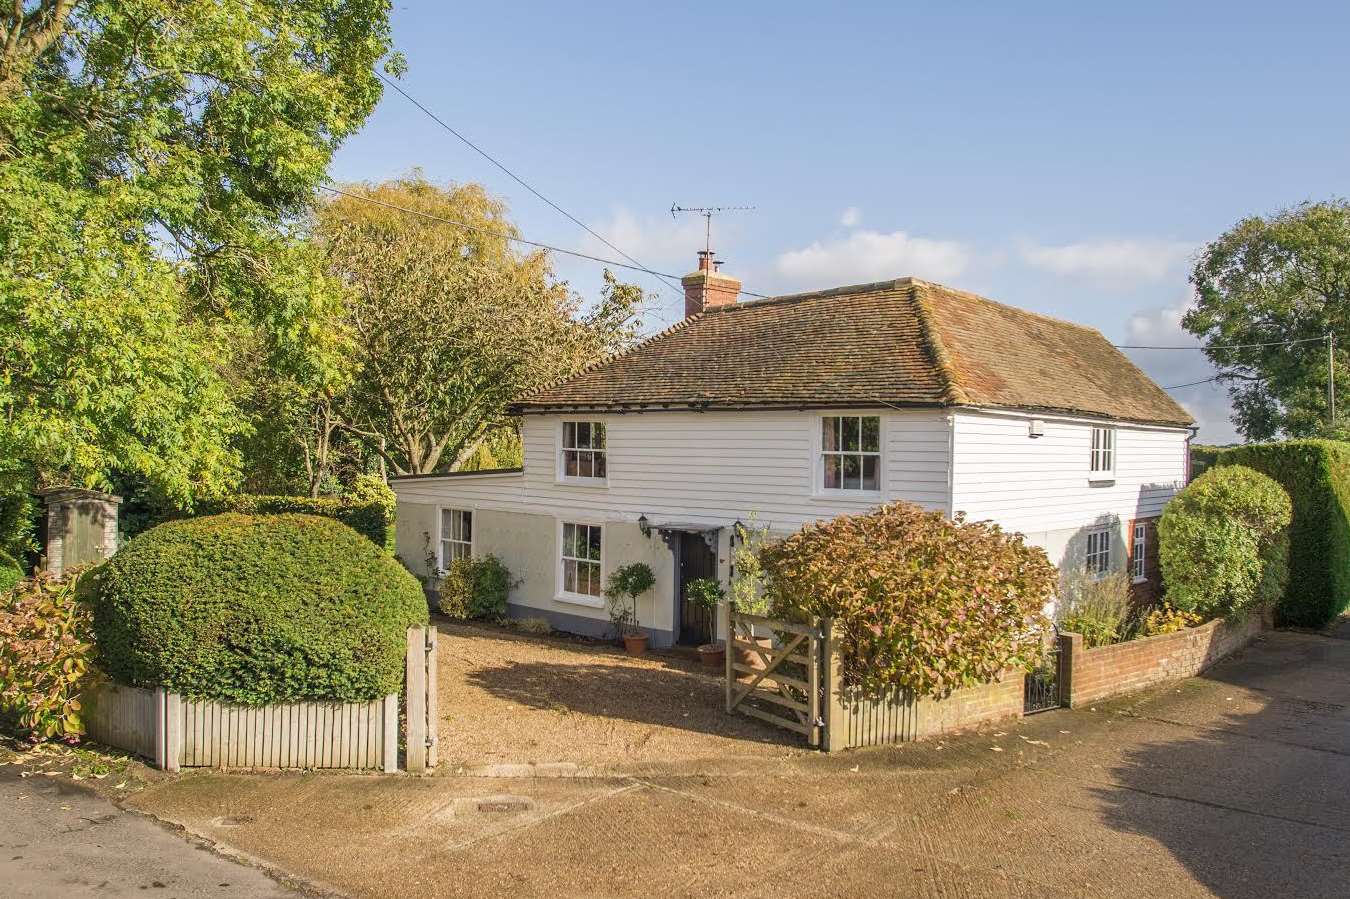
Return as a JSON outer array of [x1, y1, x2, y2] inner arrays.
[[433, 618, 801, 773]]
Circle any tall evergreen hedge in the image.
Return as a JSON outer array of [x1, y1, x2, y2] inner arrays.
[[86, 514, 427, 704], [195, 493, 395, 553], [1215, 440, 1350, 627]]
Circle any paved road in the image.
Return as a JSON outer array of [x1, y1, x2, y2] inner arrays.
[[107, 628, 1350, 897], [0, 765, 296, 898]]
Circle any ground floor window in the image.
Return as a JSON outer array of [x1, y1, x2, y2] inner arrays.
[[1086, 528, 1111, 577], [440, 509, 472, 568], [561, 522, 602, 597], [1132, 522, 1147, 583]]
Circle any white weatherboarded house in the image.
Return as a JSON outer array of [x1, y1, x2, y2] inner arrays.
[[393, 258, 1194, 647]]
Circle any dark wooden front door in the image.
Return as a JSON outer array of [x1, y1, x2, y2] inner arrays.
[[677, 531, 717, 646]]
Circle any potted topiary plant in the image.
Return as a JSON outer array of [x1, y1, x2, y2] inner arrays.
[[684, 577, 727, 668], [605, 562, 656, 656]]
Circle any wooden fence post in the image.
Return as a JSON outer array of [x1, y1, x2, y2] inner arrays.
[[406, 626, 428, 772], [151, 688, 184, 772], [822, 618, 848, 753], [382, 694, 399, 773], [722, 601, 733, 713]]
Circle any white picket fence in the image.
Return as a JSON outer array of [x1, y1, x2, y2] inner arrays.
[[84, 626, 438, 773]]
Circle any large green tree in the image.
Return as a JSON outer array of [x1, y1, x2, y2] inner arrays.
[[316, 175, 645, 476], [1186, 200, 1350, 441], [0, 0, 394, 504]]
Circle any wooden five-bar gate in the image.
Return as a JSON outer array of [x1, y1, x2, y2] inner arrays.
[[723, 605, 825, 748], [724, 607, 1056, 751]]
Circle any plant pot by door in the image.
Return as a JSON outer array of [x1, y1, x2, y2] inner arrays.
[[696, 642, 725, 669], [735, 636, 774, 673], [623, 633, 649, 656]]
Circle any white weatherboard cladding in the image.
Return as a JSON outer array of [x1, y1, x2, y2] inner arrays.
[[949, 409, 1188, 536], [391, 409, 953, 533]]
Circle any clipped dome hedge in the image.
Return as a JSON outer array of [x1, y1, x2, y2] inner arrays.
[[87, 514, 428, 705]]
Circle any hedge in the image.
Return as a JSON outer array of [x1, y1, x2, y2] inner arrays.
[[85, 514, 427, 704], [0, 550, 24, 594], [760, 502, 1057, 699], [1188, 444, 1226, 482], [1158, 465, 1291, 620], [1215, 440, 1350, 627], [195, 488, 395, 553]]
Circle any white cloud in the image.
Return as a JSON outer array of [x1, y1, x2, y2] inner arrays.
[[775, 230, 973, 286], [1121, 301, 1242, 445], [1020, 239, 1194, 287], [839, 206, 862, 228], [578, 207, 711, 271]]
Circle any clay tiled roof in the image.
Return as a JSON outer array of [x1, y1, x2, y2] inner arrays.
[[512, 278, 1194, 427]]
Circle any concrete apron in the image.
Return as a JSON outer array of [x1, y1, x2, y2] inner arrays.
[[123, 629, 1350, 899]]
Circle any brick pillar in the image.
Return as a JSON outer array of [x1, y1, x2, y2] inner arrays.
[[37, 488, 122, 577], [1058, 631, 1083, 708]]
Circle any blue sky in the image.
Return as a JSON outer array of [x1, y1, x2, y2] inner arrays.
[[331, 1, 1350, 443]]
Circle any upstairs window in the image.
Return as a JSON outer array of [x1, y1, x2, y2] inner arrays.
[[561, 421, 607, 480], [561, 522, 603, 598], [439, 509, 473, 568], [1089, 426, 1116, 479], [1086, 528, 1112, 577], [822, 415, 881, 492], [1132, 522, 1147, 583]]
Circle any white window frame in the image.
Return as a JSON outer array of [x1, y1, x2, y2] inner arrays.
[[1085, 527, 1112, 578], [1089, 425, 1116, 483], [556, 519, 605, 607], [1132, 522, 1147, 584], [816, 413, 884, 496], [557, 419, 608, 485], [436, 507, 474, 572]]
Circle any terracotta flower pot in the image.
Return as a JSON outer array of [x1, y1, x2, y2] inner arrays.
[[697, 642, 725, 669], [736, 636, 774, 672], [622, 632, 649, 656]]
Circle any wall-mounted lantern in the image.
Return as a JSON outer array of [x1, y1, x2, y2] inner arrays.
[[638, 514, 650, 538]]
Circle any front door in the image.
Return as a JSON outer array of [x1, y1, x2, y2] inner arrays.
[[677, 531, 717, 646]]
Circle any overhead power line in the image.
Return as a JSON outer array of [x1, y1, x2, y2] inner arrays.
[[1114, 336, 1328, 350], [317, 184, 686, 280], [314, 184, 772, 299], [1162, 376, 1225, 390], [374, 71, 683, 299]]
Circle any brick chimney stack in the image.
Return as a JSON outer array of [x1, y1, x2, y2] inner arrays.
[[681, 251, 741, 317]]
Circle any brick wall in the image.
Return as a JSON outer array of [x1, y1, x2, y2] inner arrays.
[[1060, 612, 1267, 707], [914, 674, 1024, 738]]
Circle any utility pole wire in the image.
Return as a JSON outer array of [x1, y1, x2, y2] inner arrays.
[[1114, 336, 1329, 350], [314, 184, 772, 299], [374, 71, 682, 299]]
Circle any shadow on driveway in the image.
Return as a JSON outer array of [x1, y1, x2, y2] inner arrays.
[[1095, 631, 1350, 899], [436, 621, 795, 769]]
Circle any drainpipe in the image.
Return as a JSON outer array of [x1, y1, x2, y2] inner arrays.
[[945, 413, 956, 519]]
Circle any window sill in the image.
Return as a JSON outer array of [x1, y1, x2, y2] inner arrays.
[[1132, 576, 1148, 585], [556, 477, 609, 488], [811, 489, 884, 503], [1087, 477, 1116, 487], [554, 592, 605, 609]]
